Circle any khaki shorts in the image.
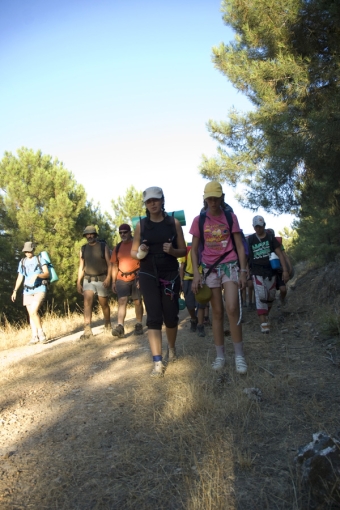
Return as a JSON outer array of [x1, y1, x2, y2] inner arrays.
[[83, 280, 110, 297], [23, 292, 46, 307]]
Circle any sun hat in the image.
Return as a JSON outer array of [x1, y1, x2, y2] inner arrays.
[[252, 215, 265, 227], [83, 225, 98, 236], [195, 284, 212, 305], [22, 241, 35, 252], [203, 181, 223, 200], [143, 186, 163, 202], [119, 223, 131, 232]]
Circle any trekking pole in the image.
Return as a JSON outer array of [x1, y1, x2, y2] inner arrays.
[[237, 288, 242, 326]]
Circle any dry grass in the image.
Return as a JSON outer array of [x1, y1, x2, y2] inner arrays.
[[0, 300, 119, 351], [0, 267, 340, 509]]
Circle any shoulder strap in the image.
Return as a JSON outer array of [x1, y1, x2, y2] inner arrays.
[[21, 258, 26, 276], [81, 245, 86, 259], [100, 241, 106, 259], [115, 241, 122, 258], [198, 212, 206, 248], [36, 254, 43, 272]]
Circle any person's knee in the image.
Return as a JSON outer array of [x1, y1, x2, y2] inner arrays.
[[226, 303, 239, 317], [146, 320, 162, 330]]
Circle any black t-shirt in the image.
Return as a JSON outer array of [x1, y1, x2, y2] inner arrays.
[[248, 233, 280, 267]]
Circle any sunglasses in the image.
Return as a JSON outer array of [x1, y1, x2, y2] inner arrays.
[[119, 231, 129, 235]]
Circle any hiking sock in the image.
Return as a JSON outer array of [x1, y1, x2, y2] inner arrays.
[[37, 328, 44, 336], [233, 341, 244, 357], [153, 355, 162, 362], [215, 345, 225, 358]]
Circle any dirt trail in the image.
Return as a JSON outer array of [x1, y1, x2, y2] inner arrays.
[[0, 275, 339, 509]]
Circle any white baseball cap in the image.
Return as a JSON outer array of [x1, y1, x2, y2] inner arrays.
[[143, 186, 163, 202], [252, 215, 265, 227]]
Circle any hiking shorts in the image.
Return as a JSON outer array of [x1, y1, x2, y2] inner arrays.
[[115, 279, 141, 301], [182, 280, 205, 310], [83, 280, 110, 297], [23, 291, 46, 307], [252, 274, 276, 315], [204, 264, 239, 289]]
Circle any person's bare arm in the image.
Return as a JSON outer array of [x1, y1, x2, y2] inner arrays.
[[233, 232, 247, 290], [191, 236, 202, 294], [77, 250, 85, 295], [131, 222, 149, 260], [275, 246, 289, 283], [102, 245, 112, 288], [11, 273, 24, 302]]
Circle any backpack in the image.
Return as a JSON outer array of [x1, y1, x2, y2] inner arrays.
[[21, 251, 58, 285], [198, 209, 249, 267]]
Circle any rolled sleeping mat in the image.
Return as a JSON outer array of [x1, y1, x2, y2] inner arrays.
[[131, 210, 186, 230], [40, 251, 59, 282]]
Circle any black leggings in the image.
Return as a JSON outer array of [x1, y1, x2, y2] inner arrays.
[[139, 270, 180, 330]]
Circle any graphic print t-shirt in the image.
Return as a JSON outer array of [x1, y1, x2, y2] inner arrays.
[[190, 211, 241, 266], [249, 234, 280, 266], [18, 255, 48, 294]]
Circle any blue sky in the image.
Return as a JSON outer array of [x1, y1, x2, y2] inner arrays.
[[0, 0, 294, 239]]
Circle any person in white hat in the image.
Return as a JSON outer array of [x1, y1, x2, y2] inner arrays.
[[248, 216, 289, 333], [11, 242, 50, 345], [131, 186, 186, 378], [190, 181, 248, 374]]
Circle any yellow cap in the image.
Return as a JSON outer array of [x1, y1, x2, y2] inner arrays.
[[203, 181, 223, 200]]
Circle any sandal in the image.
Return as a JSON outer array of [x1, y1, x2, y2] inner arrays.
[[260, 323, 270, 334]]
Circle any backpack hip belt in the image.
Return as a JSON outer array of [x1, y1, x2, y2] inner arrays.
[[84, 272, 107, 283], [118, 268, 139, 278]]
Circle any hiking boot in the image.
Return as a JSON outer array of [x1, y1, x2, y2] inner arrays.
[[37, 331, 46, 343], [211, 357, 226, 371], [167, 347, 177, 362], [112, 324, 125, 338], [134, 323, 143, 335], [235, 355, 248, 374], [197, 324, 205, 337], [80, 325, 93, 340], [150, 361, 164, 378], [28, 336, 39, 345], [190, 318, 198, 332]]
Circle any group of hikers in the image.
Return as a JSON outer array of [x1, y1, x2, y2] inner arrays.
[[11, 181, 292, 378]]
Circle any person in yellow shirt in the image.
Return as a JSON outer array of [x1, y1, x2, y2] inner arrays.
[[179, 245, 208, 337]]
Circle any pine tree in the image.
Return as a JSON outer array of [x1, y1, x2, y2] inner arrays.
[[111, 186, 144, 244], [200, 0, 340, 214]]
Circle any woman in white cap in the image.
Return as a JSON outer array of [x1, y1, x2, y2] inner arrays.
[[11, 242, 50, 344], [190, 181, 248, 374], [131, 187, 186, 377]]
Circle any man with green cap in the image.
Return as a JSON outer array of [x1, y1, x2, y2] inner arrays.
[[77, 226, 112, 339]]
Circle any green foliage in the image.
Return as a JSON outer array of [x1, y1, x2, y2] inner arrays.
[[0, 148, 113, 321], [200, 0, 340, 214], [110, 186, 144, 244]]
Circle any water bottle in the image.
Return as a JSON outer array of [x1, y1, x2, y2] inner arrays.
[[269, 252, 281, 270]]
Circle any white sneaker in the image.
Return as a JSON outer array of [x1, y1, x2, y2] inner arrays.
[[28, 336, 39, 345], [235, 355, 247, 374], [38, 331, 46, 343], [150, 361, 164, 378], [211, 357, 226, 371]]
